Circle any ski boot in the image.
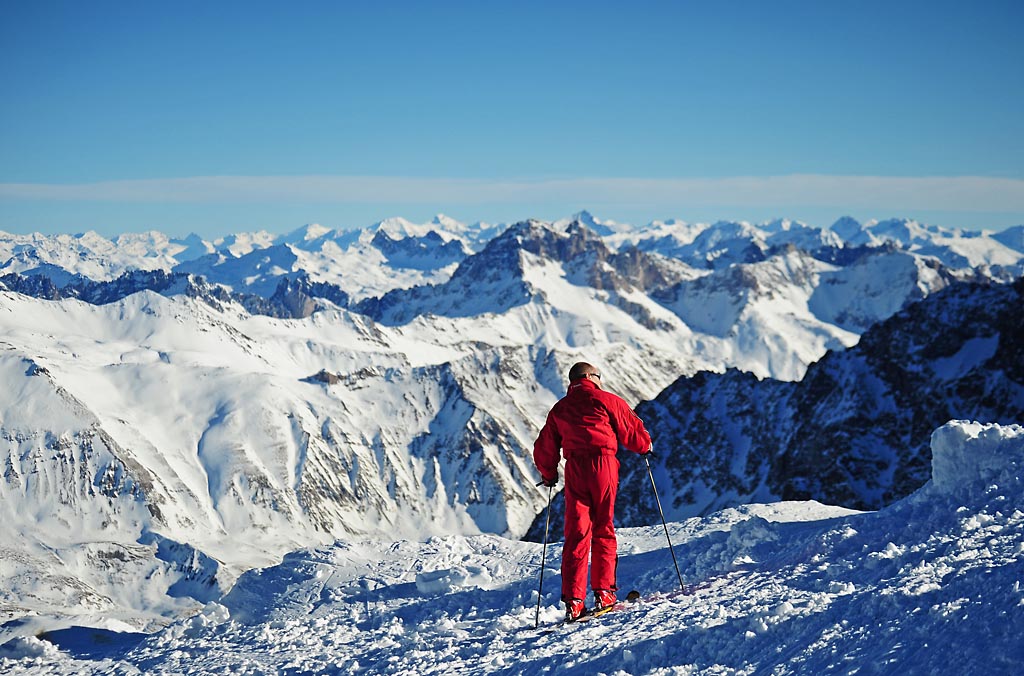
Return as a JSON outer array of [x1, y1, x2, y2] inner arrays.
[[564, 598, 586, 623]]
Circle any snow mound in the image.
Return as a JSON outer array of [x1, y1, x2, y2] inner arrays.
[[0, 636, 60, 660], [930, 420, 1023, 496], [415, 565, 494, 595]]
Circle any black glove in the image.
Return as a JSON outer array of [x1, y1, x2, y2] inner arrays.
[[641, 444, 653, 457], [537, 473, 558, 488]]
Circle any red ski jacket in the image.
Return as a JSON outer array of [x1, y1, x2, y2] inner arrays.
[[533, 378, 652, 481]]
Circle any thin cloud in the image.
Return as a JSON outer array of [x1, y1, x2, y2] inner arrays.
[[2, 175, 1023, 214]]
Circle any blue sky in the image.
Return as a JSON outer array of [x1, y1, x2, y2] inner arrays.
[[2, 0, 1022, 237]]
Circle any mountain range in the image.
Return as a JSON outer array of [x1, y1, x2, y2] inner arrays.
[[1, 212, 1022, 636]]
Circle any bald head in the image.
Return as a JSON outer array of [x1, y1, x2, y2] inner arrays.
[[568, 362, 601, 382]]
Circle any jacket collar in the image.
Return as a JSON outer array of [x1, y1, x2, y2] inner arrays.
[[568, 377, 600, 394]]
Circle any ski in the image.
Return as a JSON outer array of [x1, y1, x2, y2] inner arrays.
[[562, 589, 641, 625], [533, 582, 703, 633], [579, 589, 641, 620], [532, 590, 646, 634]]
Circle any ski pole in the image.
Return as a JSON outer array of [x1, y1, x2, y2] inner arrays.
[[644, 452, 685, 592], [534, 481, 554, 629]]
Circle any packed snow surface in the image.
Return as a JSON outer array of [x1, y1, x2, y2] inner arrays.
[[3, 421, 1021, 675]]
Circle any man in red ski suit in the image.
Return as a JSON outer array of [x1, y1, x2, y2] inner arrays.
[[533, 361, 652, 621]]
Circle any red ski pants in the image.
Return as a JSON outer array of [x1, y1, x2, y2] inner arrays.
[[561, 454, 619, 601]]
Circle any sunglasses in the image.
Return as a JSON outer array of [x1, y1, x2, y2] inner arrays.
[[587, 373, 602, 380]]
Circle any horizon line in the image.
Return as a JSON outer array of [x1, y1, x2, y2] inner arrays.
[[2, 174, 1023, 214]]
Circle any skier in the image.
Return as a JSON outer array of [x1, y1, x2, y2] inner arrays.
[[533, 361, 652, 621]]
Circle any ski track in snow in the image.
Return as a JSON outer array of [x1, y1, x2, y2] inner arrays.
[[2, 422, 1022, 675]]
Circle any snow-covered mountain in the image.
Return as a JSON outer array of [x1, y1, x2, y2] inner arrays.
[[3, 421, 1021, 674], [1, 213, 1022, 642], [0, 216, 492, 303], [7, 214, 1013, 377], [618, 215, 1024, 275], [829, 217, 1024, 270], [0, 290, 559, 632], [173, 218, 479, 303], [626, 277, 1024, 521]]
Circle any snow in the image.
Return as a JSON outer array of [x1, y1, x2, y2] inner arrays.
[[808, 248, 928, 332], [654, 249, 861, 379], [930, 336, 999, 379], [828, 217, 1023, 269], [1, 421, 1021, 674], [929, 420, 1022, 495], [2, 214, 1024, 673]]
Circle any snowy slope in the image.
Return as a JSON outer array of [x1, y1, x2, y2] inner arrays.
[[2, 421, 1021, 675], [993, 224, 1024, 254]]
